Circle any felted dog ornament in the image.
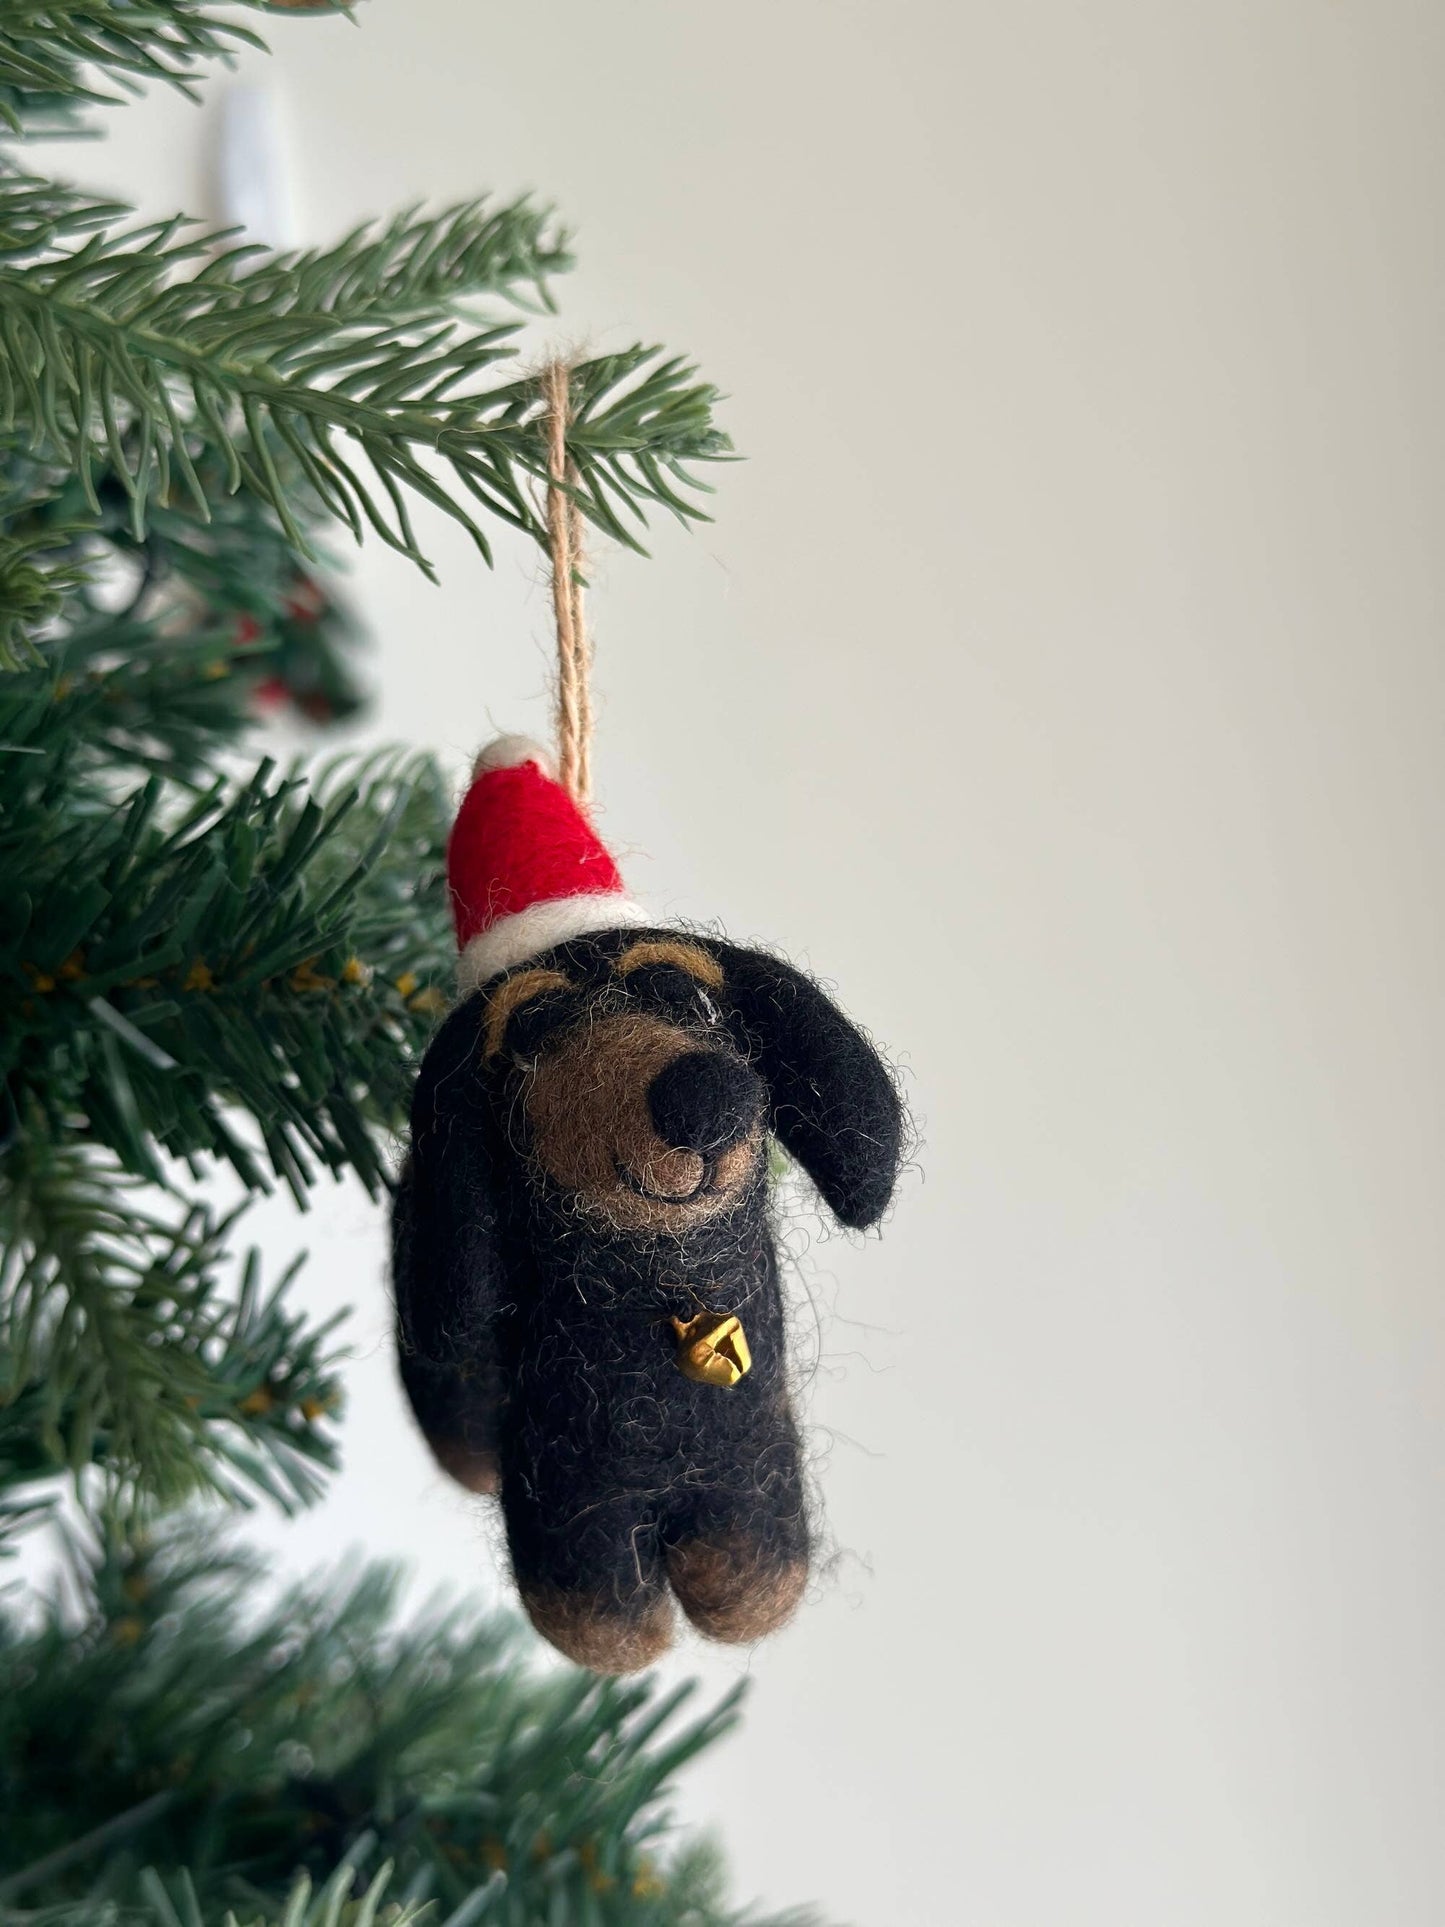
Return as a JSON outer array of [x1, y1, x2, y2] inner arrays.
[[391, 739, 903, 1672]]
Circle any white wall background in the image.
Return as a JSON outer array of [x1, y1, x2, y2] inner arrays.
[[41, 4, 1445, 1922]]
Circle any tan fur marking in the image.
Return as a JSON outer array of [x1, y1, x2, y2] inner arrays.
[[428, 1437, 501, 1496], [482, 966, 574, 1059], [614, 939, 724, 988], [666, 1536, 808, 1643], [519, 1584, 674, 1674]]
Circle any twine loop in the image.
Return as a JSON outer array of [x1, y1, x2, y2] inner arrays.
[[542, 360, 592, 805]]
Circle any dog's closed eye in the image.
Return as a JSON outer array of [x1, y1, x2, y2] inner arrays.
[[614, 940, 724, 1024], [505, 991, 578, 1062], [622, 961, 720, 1023], [483, 967, 575, 1060]]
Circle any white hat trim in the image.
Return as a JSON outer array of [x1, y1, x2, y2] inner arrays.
[[456, 892, 651, 992]]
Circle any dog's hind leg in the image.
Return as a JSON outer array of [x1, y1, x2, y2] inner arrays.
[[663, 1430, 811, 1644], [666, 1531, 808, 1644], [508, 1491, 674, 1674]]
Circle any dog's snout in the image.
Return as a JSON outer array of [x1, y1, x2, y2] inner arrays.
[[647, 1051, 764, 1158]]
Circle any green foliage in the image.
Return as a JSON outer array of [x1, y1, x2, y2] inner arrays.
[[0, 6, 787, 1923], [0, 0, 277, 135], [0, 613, 455, 1533], [0, 679, 453, 1200], [0, 519, 84, 662], [0, 423, 367, 709], [0, 1152, 344, 1513], [142, 1860, 444, 1927], [0, 168, 727, 574], [0, 1529, 817, 1927]]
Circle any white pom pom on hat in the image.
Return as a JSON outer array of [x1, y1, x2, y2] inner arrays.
[[471, 734, 557, 781], [447, 735, 647, 991]]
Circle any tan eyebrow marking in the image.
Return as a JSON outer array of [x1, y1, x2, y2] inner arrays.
[[613, 939, 724, 988], [482, 967, 574, 1059]]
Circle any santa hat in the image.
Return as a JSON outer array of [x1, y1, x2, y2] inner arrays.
[[448, 735, 648, 991]]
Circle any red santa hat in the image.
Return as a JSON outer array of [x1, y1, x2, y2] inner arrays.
[[448, 735, 648, 991]]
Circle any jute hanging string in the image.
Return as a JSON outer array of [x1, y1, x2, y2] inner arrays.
[[542, 360, 593, 805]]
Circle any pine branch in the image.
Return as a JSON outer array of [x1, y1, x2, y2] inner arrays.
[[0, 1528, 819, 1926], [214, 197, 574, 324], [2, 426, 367, 716], [0, 520, 84, 665], [139, 1859, 443, 1927], [0, 1147, 345, 1521], [0, 650, 454, 1197], [0, 0, 335, 134], [0, 642, 438, 1529], [0, 171, 727, 574]]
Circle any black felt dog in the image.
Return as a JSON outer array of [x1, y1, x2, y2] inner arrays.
[[392, 927, 902, 1672]]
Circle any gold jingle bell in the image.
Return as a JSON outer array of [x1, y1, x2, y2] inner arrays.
[[671, 1311, 751, 1388]]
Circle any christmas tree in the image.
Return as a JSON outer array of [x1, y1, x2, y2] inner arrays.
[[0, 6, 813, 1921]]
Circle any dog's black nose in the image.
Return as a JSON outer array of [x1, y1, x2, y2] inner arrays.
[[648, 1051, 765, 1158]]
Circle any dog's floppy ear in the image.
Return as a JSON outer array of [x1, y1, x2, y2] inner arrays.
[[710, 940, 902, 1229]]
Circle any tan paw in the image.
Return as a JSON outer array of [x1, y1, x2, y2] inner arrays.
[[666, 1535, 808, 1643], [519, 1584, 675, 1674]]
